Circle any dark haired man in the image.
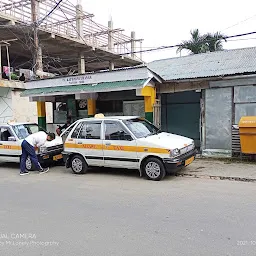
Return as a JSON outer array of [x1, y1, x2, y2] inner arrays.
[[56, 116, 72, 136], [19, 73, 26, 81], [20, 131, 55, 176]]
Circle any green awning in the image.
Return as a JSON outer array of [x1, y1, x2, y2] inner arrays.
[[21, 79, 148, 97]]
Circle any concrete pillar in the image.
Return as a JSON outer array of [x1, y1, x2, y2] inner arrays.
[[108, 19, 113, 50], [78, 52, 85, 74], [37, 102, 46, 129], [87, 99, 96, 117], [108, 19, 114, 70], [32, 0, 46, 128], [37, 46, 43, 72], [76, 4, 83, 39], [140, 41, 143, 60], [141, 86, 156, 123], [0, 45, 2, 78], [109, 61, 114, 71], [36, 46, 45, 127], [131, 31, 135, 58]]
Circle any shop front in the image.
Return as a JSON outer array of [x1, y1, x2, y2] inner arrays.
[[21, 66, 162, 130]]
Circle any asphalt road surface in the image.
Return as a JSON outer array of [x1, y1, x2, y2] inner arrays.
[[0, 162, 255, 256]]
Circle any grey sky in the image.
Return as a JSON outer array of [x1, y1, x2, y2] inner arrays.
[[75, 0, 256, 62]]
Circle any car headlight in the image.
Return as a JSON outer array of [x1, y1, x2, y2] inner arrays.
[[39, 146, 47, 154], [191, 141, 195, 149], [170, 148, 180, 157]]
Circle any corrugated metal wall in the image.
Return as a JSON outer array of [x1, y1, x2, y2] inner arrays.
[[234, 86, 256, 124], [205, 87, 232, 151]]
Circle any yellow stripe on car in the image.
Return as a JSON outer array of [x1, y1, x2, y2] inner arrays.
[[64, 143, 170, 154], [0, 145, 21, 150]]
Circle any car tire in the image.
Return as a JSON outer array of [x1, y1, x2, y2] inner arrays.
[[25, 157, 34, 171], [71, 155, 88, 174], [142, 157, 166, 181]]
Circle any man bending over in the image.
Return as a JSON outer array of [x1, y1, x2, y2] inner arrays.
[[20, 131, 55, 176]]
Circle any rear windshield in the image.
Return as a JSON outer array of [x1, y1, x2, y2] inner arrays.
[[12, 124, 46, 140]]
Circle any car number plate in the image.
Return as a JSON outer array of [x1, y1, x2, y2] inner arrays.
[[185, 156, 195, 166], [53, 154, 63, 161]]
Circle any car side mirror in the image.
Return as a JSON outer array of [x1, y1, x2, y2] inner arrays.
[[8, 136, 17, 141]]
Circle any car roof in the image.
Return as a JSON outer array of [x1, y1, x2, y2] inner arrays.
[[78, 116, 140, 122]]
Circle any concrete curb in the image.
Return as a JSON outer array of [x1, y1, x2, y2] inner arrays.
[[176, 173, 256, 183]]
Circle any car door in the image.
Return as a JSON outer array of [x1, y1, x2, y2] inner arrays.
[[0, 126, 21, 162], [103, 120, 139, 169], [71, 121, 104, 167]]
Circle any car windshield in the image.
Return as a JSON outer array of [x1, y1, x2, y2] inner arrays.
[[12, 124, 46, 140], [123, 118, 161, 139], [60, 121, 78, 142]]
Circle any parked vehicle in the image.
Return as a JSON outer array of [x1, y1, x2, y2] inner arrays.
[[62, 116, 196, 181], [0, 122, 63, 170]]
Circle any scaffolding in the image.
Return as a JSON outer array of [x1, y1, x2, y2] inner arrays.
[[0, 0, 143, 60]]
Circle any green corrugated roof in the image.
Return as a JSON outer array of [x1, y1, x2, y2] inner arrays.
[[21, 79, 147, 97]]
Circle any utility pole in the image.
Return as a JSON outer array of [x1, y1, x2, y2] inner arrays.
[[31, 0, 43, 74], [76, 2, 85, 74], [31, 0, 46, 129]]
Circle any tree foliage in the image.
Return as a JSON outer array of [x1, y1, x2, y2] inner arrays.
[[177, 29, 227, 54]]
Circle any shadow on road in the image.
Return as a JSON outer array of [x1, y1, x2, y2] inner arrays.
[[87, 167, 177, 181], [0, 161, 177, 181]]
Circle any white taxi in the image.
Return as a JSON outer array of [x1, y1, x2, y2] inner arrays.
[[62, 116, 196, 181], [0, 122, 63, 170]]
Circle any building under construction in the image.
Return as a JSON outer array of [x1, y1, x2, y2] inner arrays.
[[0, 0, 143, 75], [0, 0, 147, 126]]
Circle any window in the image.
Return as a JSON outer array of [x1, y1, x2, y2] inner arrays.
[[61, 121, 78, 140], [105, 122, 132, 141], [12, 124, 46, 140], [71, 122, 83, 138], [53, 102, 67, 124], [0, 127, 13, 141], [78, 122, 101, 140], [97, 100, 123, 113]]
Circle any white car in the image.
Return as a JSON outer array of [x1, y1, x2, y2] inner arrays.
[[0, 122, 63, 170], [62, 116, 196, 181]]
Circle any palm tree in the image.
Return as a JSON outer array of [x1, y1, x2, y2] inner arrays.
[[204, 32, 227, 52], [177, 29, 206, 55], [177, 29, 226, 54]]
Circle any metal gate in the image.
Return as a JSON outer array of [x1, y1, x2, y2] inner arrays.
[[161, 91, 201, 148]]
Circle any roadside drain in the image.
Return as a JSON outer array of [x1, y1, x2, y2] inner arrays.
[[175, 173, 256, 183]]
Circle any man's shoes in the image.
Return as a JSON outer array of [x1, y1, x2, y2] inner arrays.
[[39, 167, 49, 174], [20, 171, 29, 176]]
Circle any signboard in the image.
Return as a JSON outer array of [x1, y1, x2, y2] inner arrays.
[[25, 67, 154, 89], [63, 75, 92, 85]]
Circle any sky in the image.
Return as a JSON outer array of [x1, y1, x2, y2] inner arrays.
[[72, 0, 256, 63]]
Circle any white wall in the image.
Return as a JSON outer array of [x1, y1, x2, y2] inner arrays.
[[0, 88, 13, 123], [12, 90, 53, 123]]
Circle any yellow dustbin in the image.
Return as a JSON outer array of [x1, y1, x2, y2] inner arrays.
[[239, 116, 256, 154]]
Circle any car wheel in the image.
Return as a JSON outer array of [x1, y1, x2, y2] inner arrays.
[[142, 157, 166, 181], [25, 157, 34, 171], [71, 155, 88, 174]]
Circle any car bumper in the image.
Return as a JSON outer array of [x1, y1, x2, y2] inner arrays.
[[163, 149, 197, 174], [37, 149, 63, 164]]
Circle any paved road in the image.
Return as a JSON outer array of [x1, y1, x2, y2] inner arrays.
[[0, 162, 256, 256]]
